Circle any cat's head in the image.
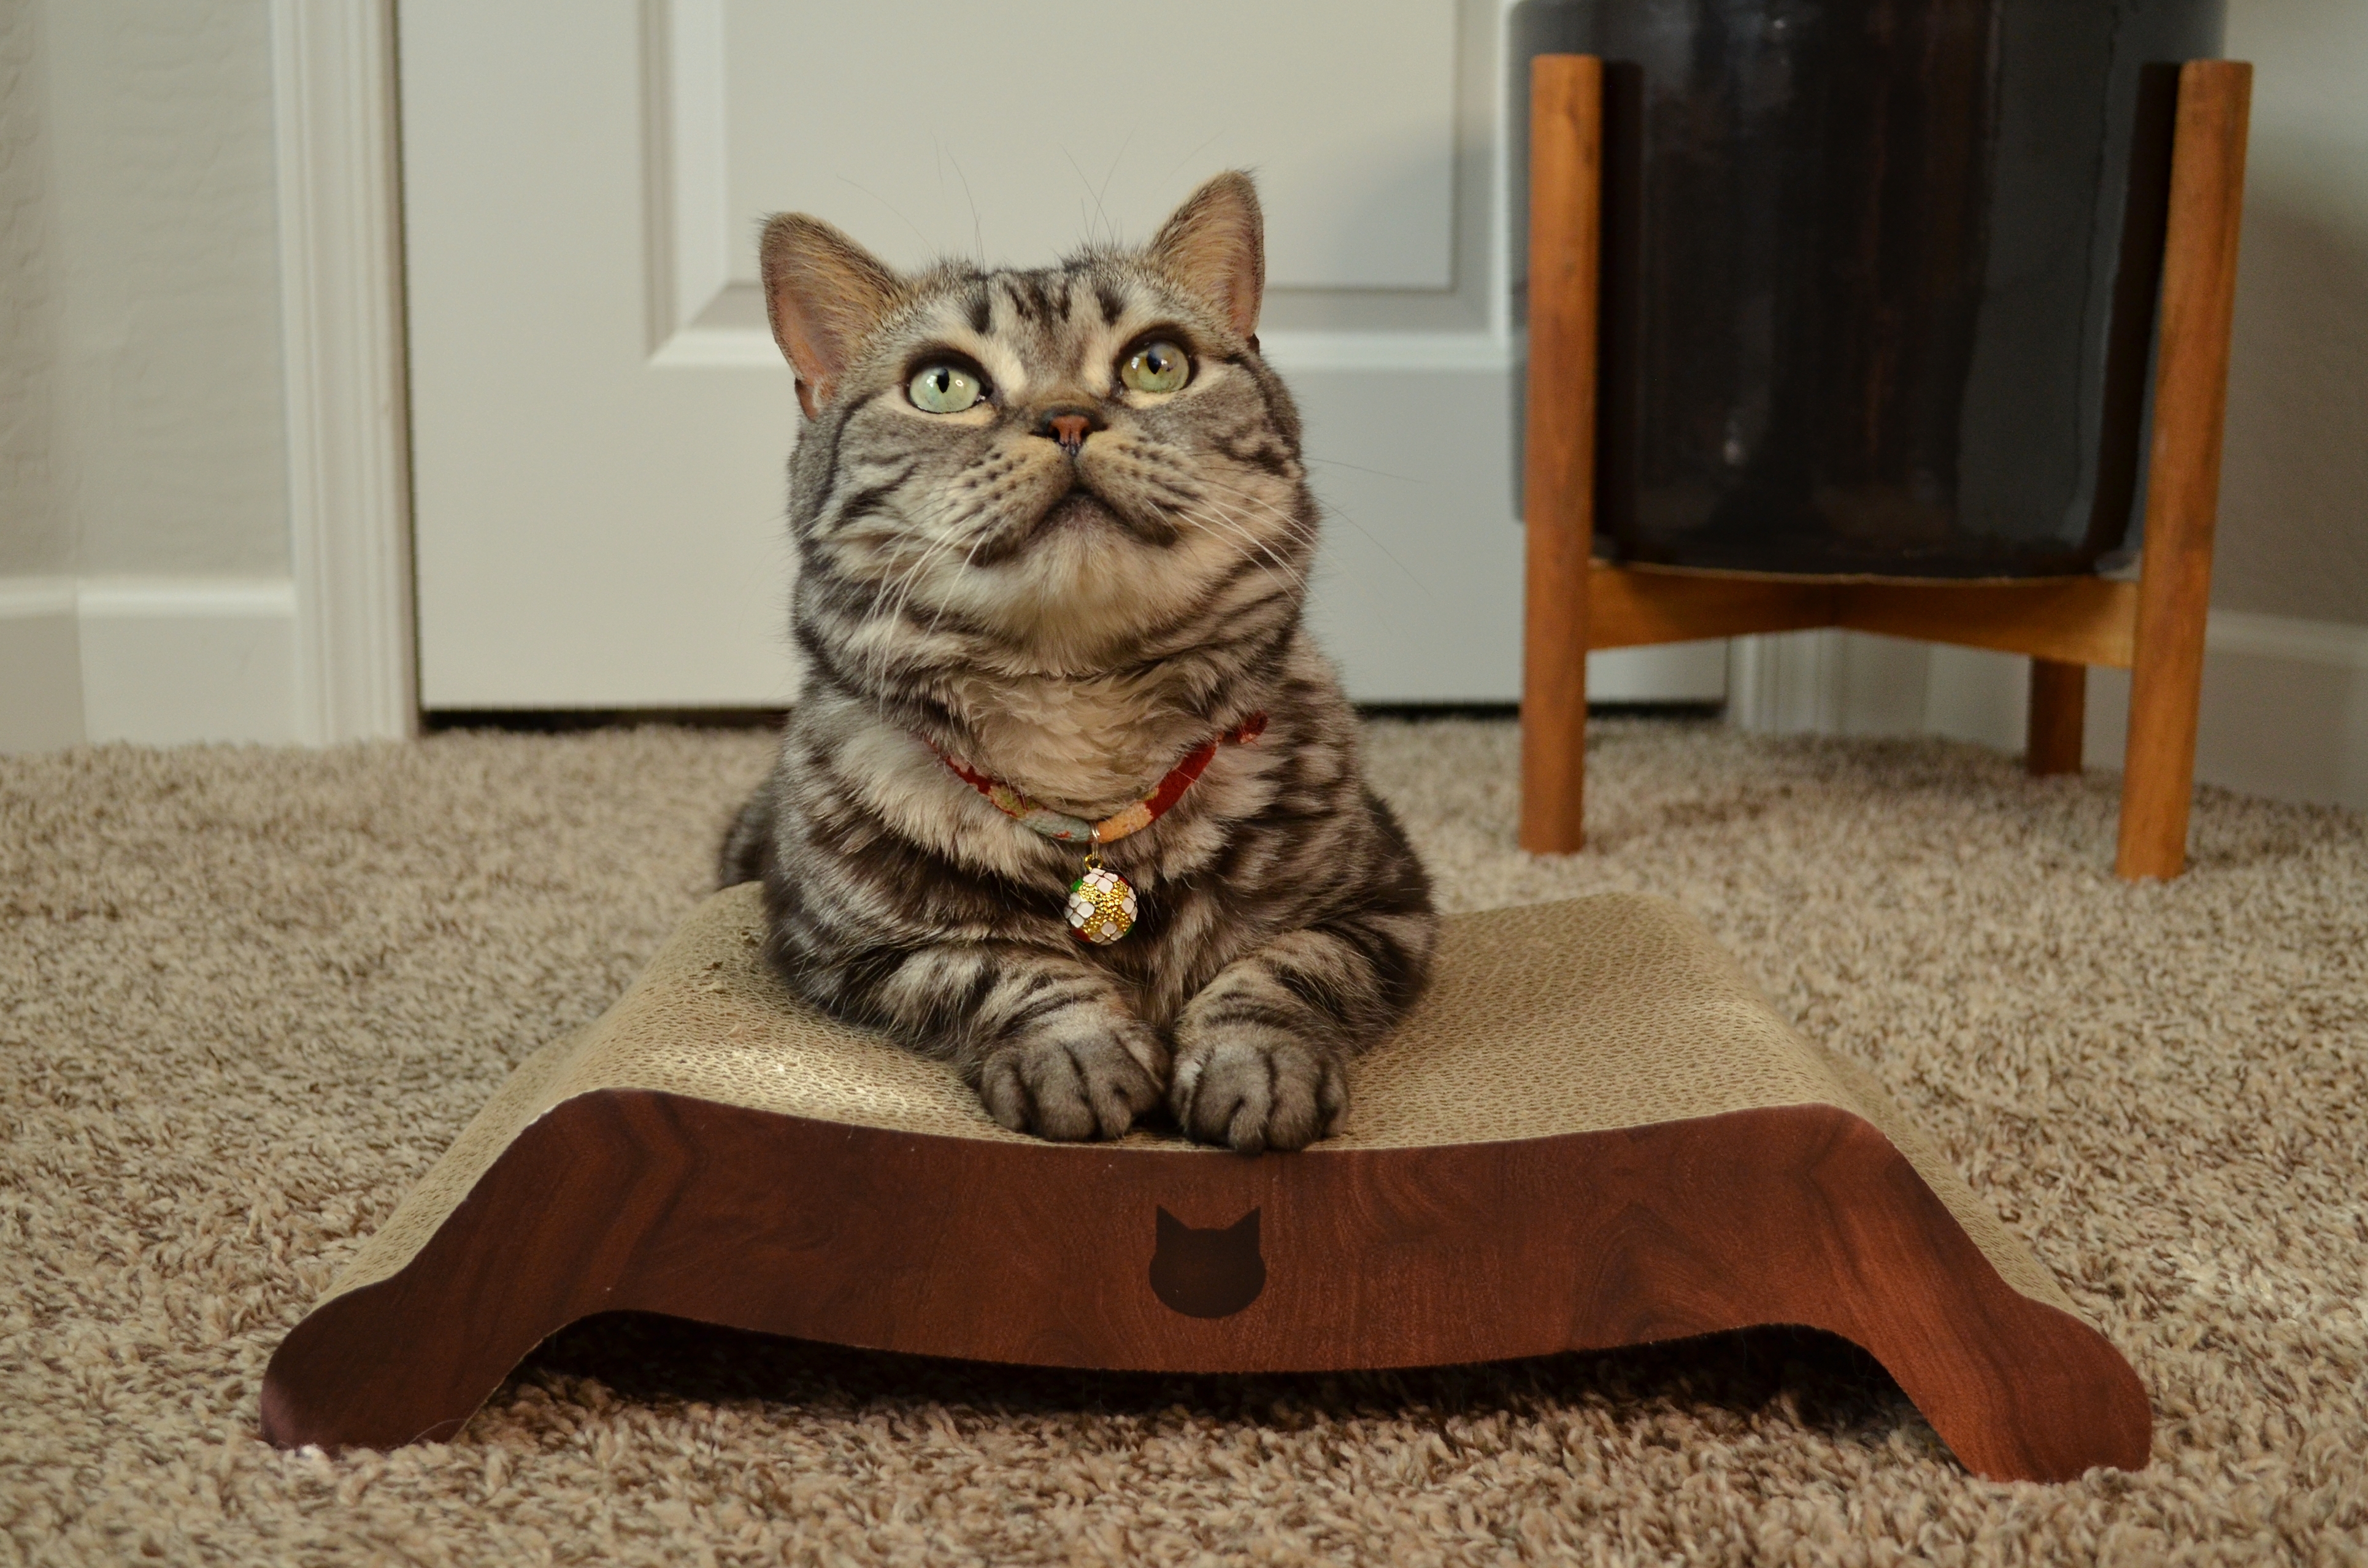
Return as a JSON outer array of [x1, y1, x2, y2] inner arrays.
[[761, 173, 1312, 678]]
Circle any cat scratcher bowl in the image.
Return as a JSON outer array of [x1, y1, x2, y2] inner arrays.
[[261, 885, 2148, 1482]]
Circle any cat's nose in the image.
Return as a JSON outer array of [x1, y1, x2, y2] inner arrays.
[[1034, 407, 1102, 456]]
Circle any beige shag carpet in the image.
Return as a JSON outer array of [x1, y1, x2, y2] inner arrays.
[[4, 717, 2364, 1566]]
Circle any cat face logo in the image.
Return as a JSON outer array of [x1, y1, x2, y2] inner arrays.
[[1148, 1207, 1265, 1318]]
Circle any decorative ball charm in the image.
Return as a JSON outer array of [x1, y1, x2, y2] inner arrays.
[[1066, 866, 1138, 945]]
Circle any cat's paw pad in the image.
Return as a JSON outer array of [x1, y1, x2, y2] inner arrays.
[[979, 1029, 1164, 1142], [1170, 1031, 1346, 1153]]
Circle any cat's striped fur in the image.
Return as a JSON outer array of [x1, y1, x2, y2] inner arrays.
[[719, 174, 1435, 1151]]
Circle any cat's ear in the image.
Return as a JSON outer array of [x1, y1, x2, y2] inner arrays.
[[759, 213, 902, 417], [1147, 171, 1265, 340]]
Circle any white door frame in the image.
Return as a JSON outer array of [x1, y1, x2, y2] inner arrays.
[[264, 4, 2368, 817], [271, 0, 416, 742], [296, 1, 1726, 725]]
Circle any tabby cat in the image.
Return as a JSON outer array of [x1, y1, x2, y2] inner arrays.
[[718, 172, 1436, 1152]]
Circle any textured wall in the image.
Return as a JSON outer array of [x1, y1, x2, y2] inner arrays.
[[0, 0, 288, 579], [2218, 0, 2368, 626], [1, 1, 2358, 620], [0, 0, 67, 576]]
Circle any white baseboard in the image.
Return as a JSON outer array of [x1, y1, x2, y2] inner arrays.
[[13, 571, 2356, 811], [1590, 640, 1730, 705], [2086, 616, 2368, 811], [1, 577, 300, 751], [0, 580, 86, 753], [1732, 610, 2368, 812]]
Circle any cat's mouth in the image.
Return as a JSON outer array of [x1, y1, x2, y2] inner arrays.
[[1039, 490, 1114, 537], [985, 485, 1180, 563]]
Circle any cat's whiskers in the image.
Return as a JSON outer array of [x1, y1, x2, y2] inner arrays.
[[1175, 502, 1306, 593], [1178, 483, 1315, 575], [917, 521, 1004, 647], [1199, 472, 1426, 593], [1185, 507, 1317, 577], [1184, 474, 1421, 606], [857, 499, 977, 687], [1178, 493, 1302, 572], [865, 531, 955, 643], [1188, 475, 1322, 550], [882, 536, 982, 677], [880, 476, 1082, 677]]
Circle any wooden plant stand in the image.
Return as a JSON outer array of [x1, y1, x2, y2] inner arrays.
[[1520, 56, 2253, 880], [263, 885, 2150, 1483]]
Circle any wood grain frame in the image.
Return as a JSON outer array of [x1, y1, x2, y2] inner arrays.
[[2116, 61, 2253, 878], [1518, 55, 1602, 854], [261, 1090, 2148, 1483], [1517, 58, 2253, 882]]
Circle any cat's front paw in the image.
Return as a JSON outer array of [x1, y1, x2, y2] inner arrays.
[[1170, 1028, 1347, 1153], [978, 1026, 1166, 1142]]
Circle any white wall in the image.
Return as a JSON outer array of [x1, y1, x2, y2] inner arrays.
[[1731, 618, 2368, 814], [0, 0, 302, 750], [0, 1, 70, 581], [2216, 0, 2368, 629], [31, 0, 291, 577], [1, 0, 2361, 807]]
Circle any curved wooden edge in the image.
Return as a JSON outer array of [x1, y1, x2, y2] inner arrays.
[[261, 1091, 2148, 1481]]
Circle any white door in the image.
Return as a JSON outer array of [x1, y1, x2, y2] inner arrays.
[[399, 1, 1726, 709]]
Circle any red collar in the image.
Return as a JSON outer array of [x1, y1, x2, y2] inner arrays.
[[935, 714, 1267, 847]]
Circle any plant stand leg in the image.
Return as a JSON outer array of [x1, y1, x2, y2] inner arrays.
[[1520, 55, 1602, 855], [2118, 61, 2251, 880], [2027, 659, 2088, 775]]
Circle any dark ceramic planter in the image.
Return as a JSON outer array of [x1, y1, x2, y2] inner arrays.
[[1513, 0, 2226, 578]]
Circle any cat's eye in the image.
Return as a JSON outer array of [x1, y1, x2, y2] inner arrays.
[[909, 363, 985, 414], [1120, 340, 1191, 395]]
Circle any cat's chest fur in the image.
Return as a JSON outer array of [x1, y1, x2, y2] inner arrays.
[[944, 669, 1223, 818]]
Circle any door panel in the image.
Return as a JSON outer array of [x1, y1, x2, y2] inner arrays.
[[404, 4, 797, 708], [719, 2, 1458, 293], [402, 1, 1726, 709]]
